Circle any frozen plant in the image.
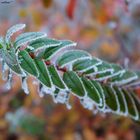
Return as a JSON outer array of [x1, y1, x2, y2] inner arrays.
[[0, 24, 140, 121]]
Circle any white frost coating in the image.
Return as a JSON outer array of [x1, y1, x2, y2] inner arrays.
[[41, 85, 54, 95], [60, 56, 92, 69], [111, 75, 138, 86], [95, 83, 106, 112], [18, 53, 40, 78], [5, 24, 26, 44], [124, 80, 140, 88], [32, 38, 62, 52], [50, 66, 69, 90], [53, 90, 72, 109], [100, 106, 111, 113], [127, 92, 139, 120], [118, 88, 128, 116], [109, 86, 120, 114], [38, 84, 44, 98], [86, 68, 114, 77], [2, 61, 9, 80], [86, 78, 103, 106], [21, 77, 29, 94], [27, 46, 34, 51], [47, 42, 77, 64], [95, 70, 126, 81], [76, 61, 102, 73], [36, 39, 76, 54], [57, 50, 92, 68], [51, 41, 77, 59], [5, 70, 13, 90], [15, 33, 47, 49], [80, 97, 94, 110]]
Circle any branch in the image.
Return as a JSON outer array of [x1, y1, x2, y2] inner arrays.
[[0, 24, 140, 121]]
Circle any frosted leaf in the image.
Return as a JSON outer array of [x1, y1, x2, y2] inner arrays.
[[111, 75, 138, 86], [21, 77, 29, 94], [57, 50, 92, 68], [124, 80, 140, 88], [27, 45, 34, 51], [127, 91, 139, 120], [5, 24, 26, 44], [86, 69, 114, 77], [44, 40, 77, 61], [28, 38, 61, 52], [0, 37, 5, 49], [113, 87, 121, 113], [73, 58, 102, 73], [118, 88, 128, 116], [95, 70, 125, 81], [14, 32, 47, 49]]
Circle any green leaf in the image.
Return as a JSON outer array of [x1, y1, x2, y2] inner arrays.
[[0, 37, 5, 49], [34, 59, 52, 88], [5, 24, 26, 44], [57, 50, 91, 67], [36, 40, 76, 60], [90, 80, 105, 110], [113, 87, 128, 115], [2, 48, 23, 74], [18, 50, 38, 76], [1, 23, 140, 121], [27, 38, 61, 52], [48, 65, 66, 89], [102, 85, 119, 112], [81, 77, 102, 106], [94, 63, 125, 81], [110, 70, 138, 86], [130, 91, 140, 120], [14, 32, 47, 49], [122, 89, 139, 120], [73, 58, 102, 72], [84, 61, 113, 75], [63, 71, 86, 97]]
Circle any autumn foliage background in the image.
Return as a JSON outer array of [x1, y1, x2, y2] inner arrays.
[[0, 0, 140, 140]]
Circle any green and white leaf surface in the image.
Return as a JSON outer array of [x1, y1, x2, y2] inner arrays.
[[0, 24, 140, 121]]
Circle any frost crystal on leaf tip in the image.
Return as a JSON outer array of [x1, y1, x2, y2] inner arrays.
[[5, 70, 13, 90], [80, 97, 94, 110], [21, 77, 29, 94], [2, 61, 9, 81]]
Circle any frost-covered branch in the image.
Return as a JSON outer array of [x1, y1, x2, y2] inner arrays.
[[0, 24, 140, 121]]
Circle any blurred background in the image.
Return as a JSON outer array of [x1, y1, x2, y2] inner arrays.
[[0, 0, 140, 139]]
